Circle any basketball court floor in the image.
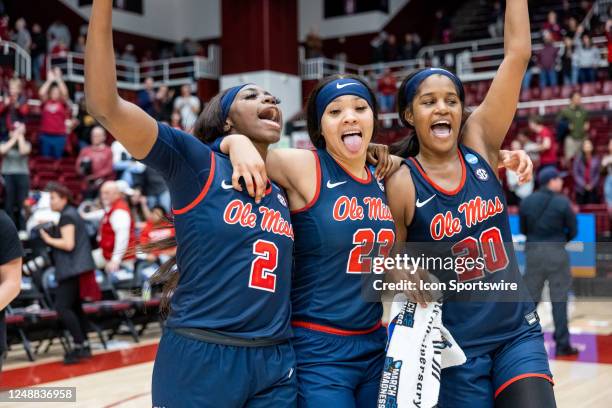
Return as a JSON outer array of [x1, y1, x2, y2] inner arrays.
[[2, 300, 611, 407]]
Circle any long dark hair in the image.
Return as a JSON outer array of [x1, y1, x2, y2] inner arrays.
[[305, 74, 379, 149], [146, 87, 235, 315], [390, 68, 471, 158]]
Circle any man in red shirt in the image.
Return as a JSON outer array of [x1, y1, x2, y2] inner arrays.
[[76, 126, 114, 198], [528, 115, 559, 175], [92, 181, 137, 273], [38, 68, 70, 159]]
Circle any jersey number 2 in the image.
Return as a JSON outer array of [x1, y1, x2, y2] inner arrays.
[[347, 228, 395, 274], [249, 239, 278, 292]]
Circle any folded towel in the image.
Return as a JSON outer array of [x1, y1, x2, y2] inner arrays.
[[377, 294, 466, 408]]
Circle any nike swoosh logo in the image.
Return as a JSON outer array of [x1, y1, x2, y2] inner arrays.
[[221, 180, 234, 190], [336, 82, 358, 89], [327, 180, 348, 189], [415, 194, 436, 208]]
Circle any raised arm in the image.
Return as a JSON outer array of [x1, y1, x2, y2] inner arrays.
[[85, 0, 157, 159], [463, 0, 531, 167]]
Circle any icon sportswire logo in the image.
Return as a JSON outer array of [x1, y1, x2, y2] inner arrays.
[[327, 180, 348, 189], [415, 194, 436, 208], [336, 82, 358, 89]]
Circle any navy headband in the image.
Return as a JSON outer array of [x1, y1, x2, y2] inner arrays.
[[221, 84, 251, 121], [403, 68, 465, 106], [316, 79, 374, 123]]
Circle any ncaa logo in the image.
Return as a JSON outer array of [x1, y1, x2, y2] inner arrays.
[[277, 193, 287, 207], [475, 168, 489, 181], [465, 153, 479, 164]]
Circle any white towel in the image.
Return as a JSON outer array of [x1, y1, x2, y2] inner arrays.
[[377, 294, 466, 408]]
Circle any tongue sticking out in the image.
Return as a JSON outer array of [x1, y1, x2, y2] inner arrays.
[[432, 124, 451, 137], [343, 135, 363, 153]]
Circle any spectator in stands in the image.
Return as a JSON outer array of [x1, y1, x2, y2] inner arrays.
[[74, 97, 96, 150], [39, 68, 70, 159], [506, 140, 534, 205], [528, 115, 558, 173], [543, 11, 563, 41], [0, 15, 9, 41], [0, 122, 30, 231], [560, 36, 578, 85], [433, 9, 452, 43], [137, 77, 156, 117], [174, 37, 200, 57], [0, 78, 30, 138], [120, 43, 137, 82], [74, 34, 86, 53], [521, 54, 537, 89], [558, 0, 574, 29], [141, 166, 170, 213], [155, 85, 175, 123], [111, 139, 145, 187], [520, 167, 578, 357], [46, 19, 71, 53], [12, 18, 31, 53], [572, 138, 601, 204], [376, 68, 397, 113], [30, 23, 46, 82], [564, 16, 579, 39], [606, 18, 611, 79], [93, 181, 137, 274], [127, 186, 150, 229], [173, 84, 200, 130], [39, 182, 97, 365], [488, 1, 504, 38], [603, 139, 612, 210], [138, 205, 176, 265], [574, 26, 601, 83], [557, 91, 589, 161], [537, 30, 560, 89], [370, 32, 387, 63], [517, 129, 541, 166], [305, 26, 323, 59], [0, 209, 23, 372], [383, 34, 399, 62], [76, 126, 114, 198], [169, 111, 182, 130], [401, 33, 421, 60]]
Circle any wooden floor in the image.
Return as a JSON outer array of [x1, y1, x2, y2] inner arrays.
[[2, 300, 612, 407]]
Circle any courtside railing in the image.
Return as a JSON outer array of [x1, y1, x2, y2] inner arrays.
[[47, 44, 220, 90]]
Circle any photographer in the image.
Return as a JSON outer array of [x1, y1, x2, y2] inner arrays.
[[39, 182, 98, 364], [0, 122, 31, 231], [0, 209, 23, 372]]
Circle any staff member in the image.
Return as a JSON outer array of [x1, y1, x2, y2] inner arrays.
[[0, 209, 23, 371], [40, 182, 98, 364], [520, 167, 578, 356]]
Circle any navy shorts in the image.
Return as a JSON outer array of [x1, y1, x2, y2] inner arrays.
[[439, 323, 553, 408], [152, 328, 297, 408], [292, 325, 387, 408]]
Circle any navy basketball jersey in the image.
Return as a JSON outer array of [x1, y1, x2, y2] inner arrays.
[[169, 152, 294, 341], [405, 145, 535, 356], [291, 149, 396, 331]]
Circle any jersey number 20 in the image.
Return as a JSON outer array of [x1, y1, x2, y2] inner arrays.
[[249, 239, 278, 292], [451, 227, 509, 282]]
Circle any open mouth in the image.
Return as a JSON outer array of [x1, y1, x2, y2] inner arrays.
[[341, 130, 363, 153], [258, 106, 281, 129], [431, 120, 452, 138]]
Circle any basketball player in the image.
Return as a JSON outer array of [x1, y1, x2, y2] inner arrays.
[[85, 2, 296, 407], [217, 74, 534, 407], [385, 0, 556, 406]]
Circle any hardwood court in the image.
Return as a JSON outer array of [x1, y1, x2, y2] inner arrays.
[[2, 301, 611, 407]]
